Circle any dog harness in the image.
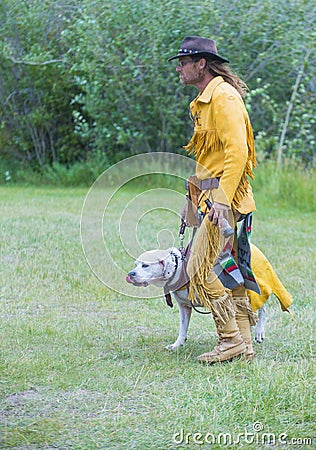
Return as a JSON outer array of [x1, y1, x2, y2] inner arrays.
[[163, 250, 189, 307]]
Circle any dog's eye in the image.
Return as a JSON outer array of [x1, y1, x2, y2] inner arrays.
[[142, 263, 149, 268]]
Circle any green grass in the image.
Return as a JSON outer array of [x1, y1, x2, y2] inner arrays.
[[0, 186, 315, 449]]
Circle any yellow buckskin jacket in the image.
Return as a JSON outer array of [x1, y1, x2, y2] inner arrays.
[[184, 76, 257, 215]]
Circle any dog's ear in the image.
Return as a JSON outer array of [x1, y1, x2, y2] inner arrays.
[[161, 255, 175, 279]]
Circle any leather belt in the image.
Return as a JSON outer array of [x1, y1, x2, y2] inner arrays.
[[199, 177, 220, 190], [185, 176, 220, 191]]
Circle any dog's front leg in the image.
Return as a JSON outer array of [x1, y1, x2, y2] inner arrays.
[[254, 304, 266, 343], [166, 299, 192, 351]]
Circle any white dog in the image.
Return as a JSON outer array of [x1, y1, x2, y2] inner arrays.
[[126, 244, 292, 350]]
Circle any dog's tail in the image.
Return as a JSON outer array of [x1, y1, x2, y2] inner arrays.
[[248, 244, 294, 318]]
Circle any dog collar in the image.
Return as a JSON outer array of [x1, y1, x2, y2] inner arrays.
[[163, 251, 179, 281], [163, 251, 190, 307]]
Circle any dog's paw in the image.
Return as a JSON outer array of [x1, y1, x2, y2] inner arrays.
[[165, 344, 179, 351], [165, 338, 186, 351], [254, 328, 265, 344]]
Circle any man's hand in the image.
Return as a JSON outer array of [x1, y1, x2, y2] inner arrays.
[[208, 201, 234, 237], [208, 201, 229, 225]]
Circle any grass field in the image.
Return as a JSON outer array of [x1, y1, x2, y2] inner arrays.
[[0, 185, 315, 449]]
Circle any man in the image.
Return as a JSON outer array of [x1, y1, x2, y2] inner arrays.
[[168, 36, 258, 363]]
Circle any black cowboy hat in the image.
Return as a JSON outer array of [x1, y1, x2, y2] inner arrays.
[[168, 36, 229, 63]]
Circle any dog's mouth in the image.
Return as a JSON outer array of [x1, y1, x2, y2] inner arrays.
[[126, 275, 148, 287]]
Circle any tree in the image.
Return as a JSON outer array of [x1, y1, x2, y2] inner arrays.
[[0, 0, 315, 171]]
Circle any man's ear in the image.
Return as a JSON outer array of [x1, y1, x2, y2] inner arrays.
[[198, 58, 207, 69]]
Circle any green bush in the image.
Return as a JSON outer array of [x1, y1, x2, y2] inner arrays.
[[0, 0, 315, 169]]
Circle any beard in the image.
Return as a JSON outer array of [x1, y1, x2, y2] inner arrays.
[[180, 67, 206, 86]]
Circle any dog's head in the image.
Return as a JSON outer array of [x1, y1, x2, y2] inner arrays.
[[126, 248, 179, 288]]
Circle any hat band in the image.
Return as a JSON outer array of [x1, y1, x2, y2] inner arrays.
[[179, 48, 200, 55]]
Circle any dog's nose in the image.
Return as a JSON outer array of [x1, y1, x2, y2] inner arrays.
[[128, 271, 136, 278]]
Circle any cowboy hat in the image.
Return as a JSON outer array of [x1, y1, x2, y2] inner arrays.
[[168, 36, 229, 63]]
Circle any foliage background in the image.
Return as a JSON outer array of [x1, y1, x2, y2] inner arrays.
[[0, 0, 315, 181]]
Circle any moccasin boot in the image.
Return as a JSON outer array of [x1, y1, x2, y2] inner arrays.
[[197, 293, 246, 364], [233, 296, 258, 361]]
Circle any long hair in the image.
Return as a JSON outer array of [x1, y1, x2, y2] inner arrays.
[[205, 59, 248, 98]]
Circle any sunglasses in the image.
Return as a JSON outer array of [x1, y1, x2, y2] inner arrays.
[[177, 60, 196, 67]]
